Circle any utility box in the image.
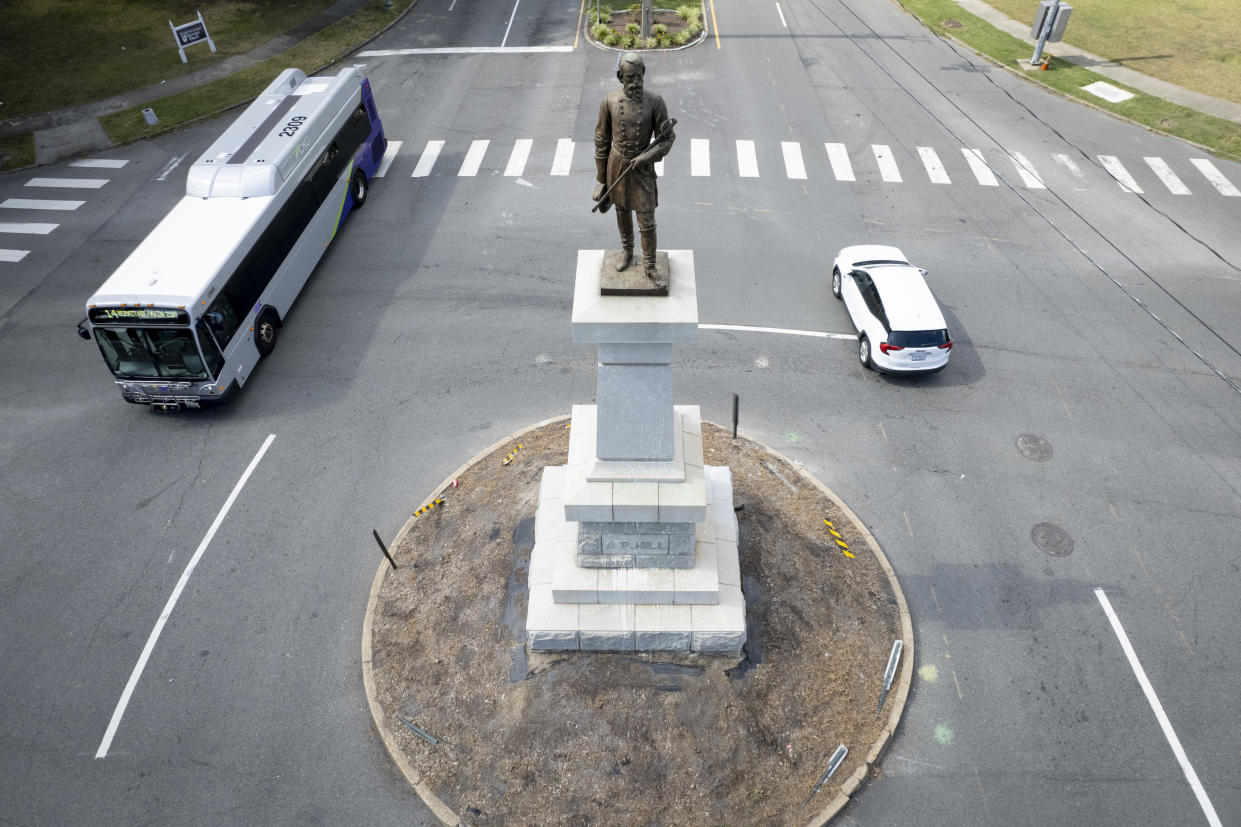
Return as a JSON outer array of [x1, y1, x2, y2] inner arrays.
[[1031, 1, 1073, 42]]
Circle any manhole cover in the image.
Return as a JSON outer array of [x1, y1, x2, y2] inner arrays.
[[1017, 434, 1053, 461], [1031, 523, 1073, 556]]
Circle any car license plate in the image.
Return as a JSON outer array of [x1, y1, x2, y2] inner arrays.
[[912, 351, 928, 361]]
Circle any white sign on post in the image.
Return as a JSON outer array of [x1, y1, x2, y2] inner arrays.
[[170, 11, 217, 64]]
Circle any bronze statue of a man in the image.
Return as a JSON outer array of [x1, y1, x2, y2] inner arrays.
[[593, 52, 676, 284]]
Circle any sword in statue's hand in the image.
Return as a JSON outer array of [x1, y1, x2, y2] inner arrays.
[[591, 118, 677, 213]]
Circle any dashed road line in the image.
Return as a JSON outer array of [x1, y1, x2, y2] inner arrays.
[[962, 148, 998, 186], [825, 142, 855, 181], [736, 140, 759, 177], [1190, 158, 1240, 196], [1099, 154, 1143, 193], [917, 146, 950, 184], [374, 139, 402, 177], [1144, 156, 1190, 195], [873, 144, 902, 182], [0, 198, 85, 211]]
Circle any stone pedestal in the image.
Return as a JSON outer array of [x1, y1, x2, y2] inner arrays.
[[524, 251, 747, 655]]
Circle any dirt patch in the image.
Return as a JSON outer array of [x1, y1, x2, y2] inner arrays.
[[369, 420, 904, 825]]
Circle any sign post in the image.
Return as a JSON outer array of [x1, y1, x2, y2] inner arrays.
[[1029, 0, 1072, 65], [170, 11, 217, 64]]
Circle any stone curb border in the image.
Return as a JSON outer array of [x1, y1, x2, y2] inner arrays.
[[582, 0, 709, 54], [361, 419, 914, 826]]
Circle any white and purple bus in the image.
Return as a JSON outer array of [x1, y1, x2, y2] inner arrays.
[[81, 66, 386, 411]]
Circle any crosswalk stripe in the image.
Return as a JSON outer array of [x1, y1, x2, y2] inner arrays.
[[26, 177, 108, 189], [917, 146, 950, 184], [550, 139, 574, 175], [0, 199, 84, 211], [1099, 155, 1142, 193], [411, 140, 444, 177], [1053, 153, 1085, 179], [961, 148, 998, 186], [1190, 158, 1240, 196], [71, 159, 128, 169], [0, 222, 57, 234], [0, 249, 30, 262], [458, 139, 489, 176], [505, 139, 533, 177], [1144, 157, 1190, 195], [691, 138, 710, 176], [374, 139, 402, 177], [825, 143, 855, 181], [872, 145, 901, 182], [782, 141, 807, 180], [736, 140, 759, 177], [1009, 151, 1045, 188]]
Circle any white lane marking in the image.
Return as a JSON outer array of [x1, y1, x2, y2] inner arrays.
[[358, 46, 574, 55], [700, 323, 855, 339], [458, 139, 490, 176], [71, 159, 128, 168], [1190, 158, 1240, 196], [782, 141, 806, 180], [776, 2, 787, 27], [825, 143, 855, 181], [1009, 151, 1045, 188], [1099, 155, 1142, 193], [0, 222, 57, 234], [449, 0, 458, 9], [550, 139, 575, 176], [501, 0, 522, 48], [1144, 157, 1190, 195], [411, 140, 444, 177], [0, 249, 30, 262], [872, 145, 901, 182], [504, 139, 533, 176], [1094, 588, 1222, 827], [25, 177, 107, 189], [917, 146, 950, 184], [154, 153, 186, 182], [374, 139, 402, 177], [736, 140, 759, 178], [1053, 152, 1085, 179], [96, 435, 277, 759], [691, 138, 710, 176], [961, 148, 998, 186], [0, 198, 84, 211]]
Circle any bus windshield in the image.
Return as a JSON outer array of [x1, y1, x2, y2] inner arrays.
[[93, 327, 212, 380]]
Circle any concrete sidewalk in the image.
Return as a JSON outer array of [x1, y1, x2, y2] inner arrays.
[[0, 0, 378, 166], [955, 0, 1241, 125]]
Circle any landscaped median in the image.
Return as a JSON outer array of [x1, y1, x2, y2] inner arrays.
[[893, 0, 1241, 162]]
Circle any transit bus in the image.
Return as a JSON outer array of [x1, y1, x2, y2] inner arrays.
[[80, 66, 386, 411]]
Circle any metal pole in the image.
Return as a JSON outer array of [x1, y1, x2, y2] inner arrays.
[[1030, 0, 1059, 65], [732, 393, 739, 439]]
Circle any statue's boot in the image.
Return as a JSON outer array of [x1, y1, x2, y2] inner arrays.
[[641, 227, 663, 287], [616, 211, 634, 271]]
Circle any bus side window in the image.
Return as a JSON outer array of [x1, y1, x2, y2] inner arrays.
[[205, 293, 241, 347], [196, 319, 225, 376]]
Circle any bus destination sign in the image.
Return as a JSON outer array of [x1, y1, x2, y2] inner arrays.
[[89, 307, 190, 325]]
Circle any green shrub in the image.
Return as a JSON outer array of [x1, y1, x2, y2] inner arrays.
[[652, 23, 667, 36], [604, 31, 621, 46], [677, 5, 696, 21], [626, 21, 640, 34], [641, 36, 657, 48], [620, 33, 637, 48], [592, 22, 612, 40], [672, 30, 690, 46], [686, 21, 701, 36]]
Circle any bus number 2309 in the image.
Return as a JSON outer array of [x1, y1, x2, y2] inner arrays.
[[279, 115, 307, 137]]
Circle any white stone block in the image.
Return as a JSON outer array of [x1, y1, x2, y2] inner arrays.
[[597, 566, 675, 604], [580, 603, 636, 651], [677, 404, 702, 436], [691, 584, 747, 653], [674, 539, 720, 605], [563, 462, 613, 523], [634, 603, 694, 651], [659, 464, 707, 523], [571, 250, 699, 344], [552, 555, 599, 604], [716, 538, 741, 587], [567, 405, 598, 469], [527, 583, 580, 648], [613, 481, 660, 522]]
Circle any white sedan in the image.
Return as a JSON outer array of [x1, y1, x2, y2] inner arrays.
[[831, 245, 953, 374]]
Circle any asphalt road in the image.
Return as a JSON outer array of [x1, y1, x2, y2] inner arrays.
[[1, 0, 1239, 823]]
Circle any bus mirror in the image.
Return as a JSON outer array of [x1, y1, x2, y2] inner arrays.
[[76, 319, 91, 340]]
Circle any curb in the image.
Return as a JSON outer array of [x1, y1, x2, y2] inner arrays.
[[361, 418, 914, 826]]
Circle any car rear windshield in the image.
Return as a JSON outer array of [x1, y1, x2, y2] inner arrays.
[[889, 329, 949, 348]]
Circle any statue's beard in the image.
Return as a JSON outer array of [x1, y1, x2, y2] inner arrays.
[[624, 82, 642, 100]]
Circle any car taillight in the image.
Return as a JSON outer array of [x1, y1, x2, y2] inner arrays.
[[879, 342, 904, 355], [938, 341, 953, 350]]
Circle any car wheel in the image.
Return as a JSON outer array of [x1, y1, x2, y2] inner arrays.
[[858, 334, 872, 370], [831, 267, 842, 299], [255, 309, 279, 358], [350, 169, 367, 207]]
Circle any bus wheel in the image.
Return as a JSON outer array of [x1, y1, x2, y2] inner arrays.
[[350, 170, 367, 207], [255, 309, 279, 357]]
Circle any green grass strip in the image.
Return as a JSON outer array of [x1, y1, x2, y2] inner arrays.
[[896, 0, 1241, 162]]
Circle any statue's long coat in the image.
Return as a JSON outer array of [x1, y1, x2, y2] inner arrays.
[[594, 88, 675, 213]]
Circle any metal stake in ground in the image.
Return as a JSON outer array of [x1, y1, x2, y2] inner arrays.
[[803, 744, 848, 805], [877, 639, 903, 714]]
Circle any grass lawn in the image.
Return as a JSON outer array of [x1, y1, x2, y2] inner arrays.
[[897, 0, 1241, 161], [0, 1, 338, 120], [984, 0, 1241, 105]]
